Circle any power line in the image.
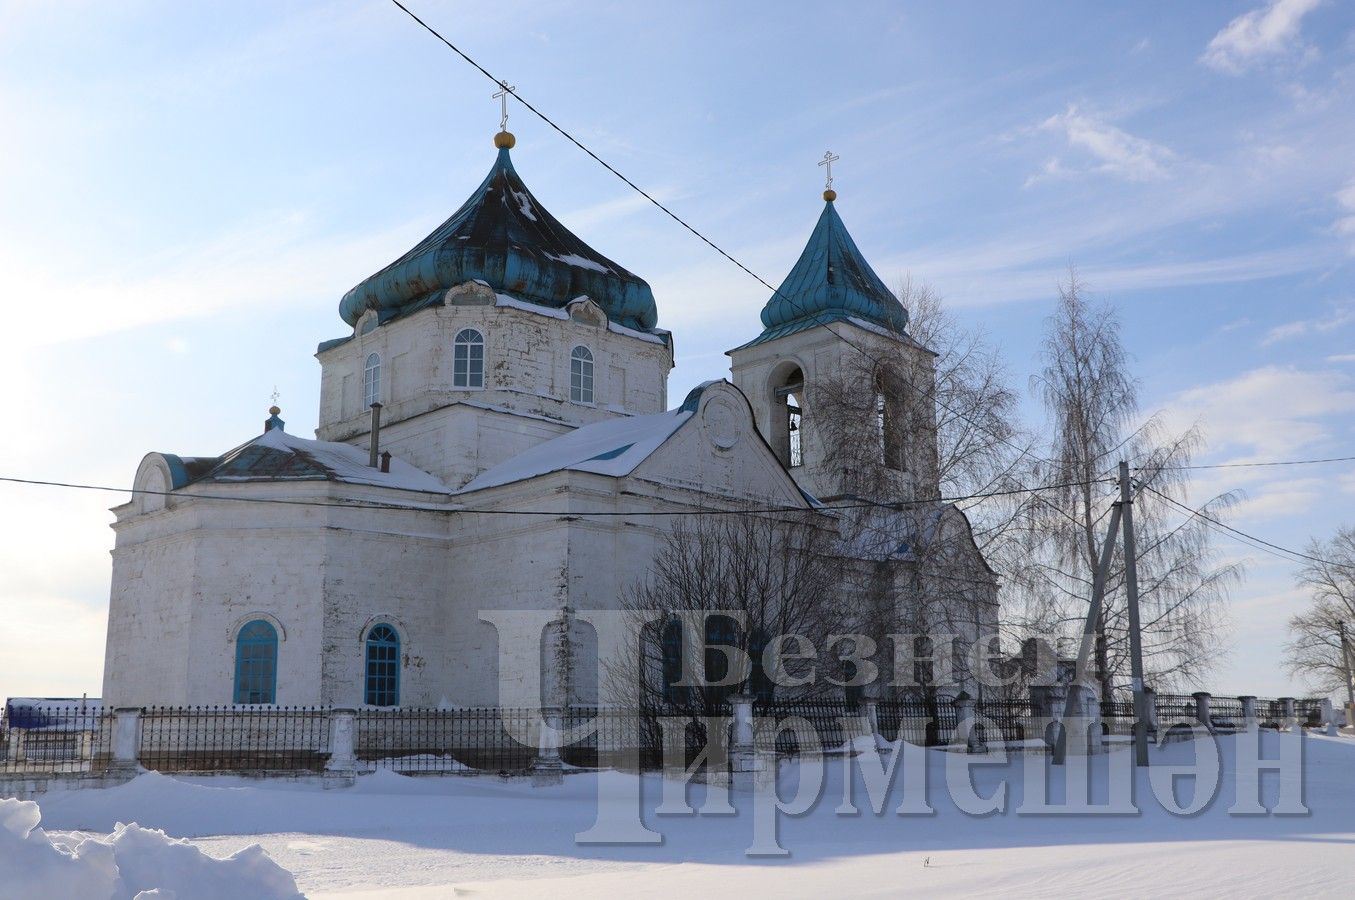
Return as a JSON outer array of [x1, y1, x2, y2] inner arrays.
[[386, 0, 1158, 550], [388, 2, 1043, 465], [1139, 482, 1355, 576], [387, 0, 781, 300], [0, 474, 1105, 519], [1143, 455, 1355, 471]]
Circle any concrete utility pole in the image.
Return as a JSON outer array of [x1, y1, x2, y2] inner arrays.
[[1340, 620, 1355, 713], [1056, 482, 1123, 767], [1119, 461, 1150, 768]]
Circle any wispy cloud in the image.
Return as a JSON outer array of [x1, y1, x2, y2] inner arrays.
[[1162, 365, 1355, 526], [1333, 178, 1355, 250], [1164, 365, 1355, 462], [895, 242, 1326, 308], [1028, 105, 1175, 184], [0, 212, 432, 348], [1262, 303, 1355, 344], [1341, 471, 1355, 495], [1201, 0, 1323, 75], [1228, 476, 1326, 522]]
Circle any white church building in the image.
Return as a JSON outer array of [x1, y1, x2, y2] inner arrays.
[[100, 128, 996, 709]]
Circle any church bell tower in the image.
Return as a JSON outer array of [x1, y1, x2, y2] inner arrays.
[[727, 156, 939, 503]]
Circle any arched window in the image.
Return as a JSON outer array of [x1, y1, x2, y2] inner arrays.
[[453, 328, 484, 388], [660, 617, 684, 705], [570, 346, 594, 404], [774, 367, 805, 468], [748, 629, 774, 703], [234, 620, 278, 704], [364, 623, 400, 707], [363, 353, 381, 408], [704, 614, 741, 709], [874, 370, 905, 471]]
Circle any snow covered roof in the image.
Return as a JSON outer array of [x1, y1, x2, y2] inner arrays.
[[338, 142, 659, 333], [459, 404, 693, 493], [169, 427, 450, 494]]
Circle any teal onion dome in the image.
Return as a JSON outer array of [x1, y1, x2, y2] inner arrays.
[[757, 199, 907, 337], [339, 145, 659, 332]]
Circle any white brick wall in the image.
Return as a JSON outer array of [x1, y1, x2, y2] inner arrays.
[[315, 282, 673, 488], [102, 314, 996, 710]]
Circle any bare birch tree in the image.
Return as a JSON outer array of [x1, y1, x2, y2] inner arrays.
[[1284, 526, 1355, 697], [1011, 270, 1241, 696]]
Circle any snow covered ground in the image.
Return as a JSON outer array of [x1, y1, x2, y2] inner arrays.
[[16, 731, 1355, 898]]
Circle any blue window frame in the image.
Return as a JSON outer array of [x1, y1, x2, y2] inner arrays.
[[660, 618, 683, 704], [704, 615, 741, 708], [365, 624, 400, 707], [749, 629, 774, 702], [233, 620, 278, 704]]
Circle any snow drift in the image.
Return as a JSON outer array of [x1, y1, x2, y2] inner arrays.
[[0, 797, 302, 900]]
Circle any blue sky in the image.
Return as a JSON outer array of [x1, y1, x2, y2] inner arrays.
[[2, 0, 1353, 700]]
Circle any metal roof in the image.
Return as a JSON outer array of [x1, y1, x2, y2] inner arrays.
[[338, 146, 659, 332], [753, 199, 907, 342]]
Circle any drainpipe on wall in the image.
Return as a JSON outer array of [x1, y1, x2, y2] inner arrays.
[[368, 403, 383, 468]]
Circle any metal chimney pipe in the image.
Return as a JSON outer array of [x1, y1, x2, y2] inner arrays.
[[369, 402, 383, 468], [380, 451, 392, 474]]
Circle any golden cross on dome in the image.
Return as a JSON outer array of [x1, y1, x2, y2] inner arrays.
[[270, 385, 280, 406], [818, 150, 840, 190], [493, 80, 515, 132]]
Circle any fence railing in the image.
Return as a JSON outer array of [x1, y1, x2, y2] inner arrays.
[[975, 699, 1039, 744], [355, 707, 537, 774], [0, 692, 1335, 782], [138, 706, 330, 773], [753, 698, 866, 753], [876, 698, 960, 746], [2, 704, 112, 776]]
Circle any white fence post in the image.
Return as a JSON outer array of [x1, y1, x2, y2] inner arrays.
[[325, 709, 357, 773], [954, 693, 986, 754], [1030, 683, 1066, 752], [110, 707, 141, 775], [531, 707, 564, 786], [1063, 684, 1103, 756], [1141, 686, 1159, 741], [1281, 697, 1299, 731], [1192, 692, 1213, 734], [1321, 699, 1336, 736], [1238, 695, 1257, 731], [729, 694, 759, 774], [862, 698, 884, 752]]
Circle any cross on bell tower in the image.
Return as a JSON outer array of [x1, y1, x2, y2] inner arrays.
[[818, 150, 840, 201], [493, 80, 517, 149]]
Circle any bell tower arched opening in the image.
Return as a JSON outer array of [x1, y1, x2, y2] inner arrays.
[[771, 364, 805, 469]]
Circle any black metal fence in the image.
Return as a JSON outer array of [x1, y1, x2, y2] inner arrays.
[[1254, 697, 1283, 728], [1099, 699, 1136, 736], [975, 699, 1039, 743], [1154, 693, 1198, 722], [1209, 696, 1245, 728], [753, 698, 867, 754], [876, 698, 960, 747], [354, 707, 537, 774], [1, 693, 1336, 782], [1, 704, 111, 776], [1296, 698, 1324, 726], [138, 706, 330, 773]]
